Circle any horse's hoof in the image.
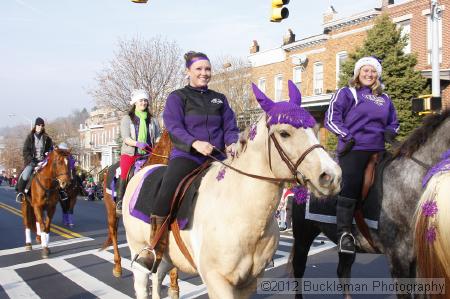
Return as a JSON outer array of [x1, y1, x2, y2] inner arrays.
[[25, 243, 32, 251], [112, 269, 122, 278], [36, 235, 41, 244], [42, 247, 50, 258]]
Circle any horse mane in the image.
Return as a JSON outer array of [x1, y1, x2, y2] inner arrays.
[[393, 109, 450, 158]]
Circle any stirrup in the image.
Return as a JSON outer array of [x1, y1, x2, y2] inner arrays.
[[338, 232, 356, 254], [60, 191, 68, 201], [16, 193, 24, 203], [131, 246, 156, 272], [115, 200, 122, 214]]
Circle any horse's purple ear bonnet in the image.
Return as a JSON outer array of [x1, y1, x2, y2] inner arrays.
[[252, 80, 316, 128]]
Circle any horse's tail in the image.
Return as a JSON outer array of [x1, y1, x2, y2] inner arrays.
[[23, 198, 37, 233], [414, 172, 450, 296], [100, 166, 120, 251]]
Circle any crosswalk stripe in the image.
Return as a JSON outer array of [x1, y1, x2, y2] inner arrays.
[[0, 237, 93, 257], [0, 229, 336, 299], [0, 202, 83, 239], [94, 246, 203, 293], [47, 259, 132, 299], [0, 268, 40, 299]]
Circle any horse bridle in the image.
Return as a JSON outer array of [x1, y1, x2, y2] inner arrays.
[[209, 122, 325, 189], [34, 153, 71, 200]]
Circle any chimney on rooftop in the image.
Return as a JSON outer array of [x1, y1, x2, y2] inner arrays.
[[323, 5, 337, 24], [250, 40, 259, 54]]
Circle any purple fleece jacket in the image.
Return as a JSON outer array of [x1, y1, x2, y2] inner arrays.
[[163, 86, 239, 164], [325, 86, 399, 152]]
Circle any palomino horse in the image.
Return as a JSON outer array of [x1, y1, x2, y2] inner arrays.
[[122, 81, 342, 299], [100, 130, 173, 277], [21, 147, 72, 258], [291, 110, 450, 299], [414, 151, 450, 298]]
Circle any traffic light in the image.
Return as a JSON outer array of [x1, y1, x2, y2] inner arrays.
[[411, 94, 442, 115], [271, 0, 290, 22], [131, 0, 148, 3]]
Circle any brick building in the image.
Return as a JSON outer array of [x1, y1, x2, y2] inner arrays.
[[78, 106, 122, 180], [247, 0, 449, 143]]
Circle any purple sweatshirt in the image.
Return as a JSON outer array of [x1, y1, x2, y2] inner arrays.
[[163, 86, 239, 164], [325, 86, 399, 152]]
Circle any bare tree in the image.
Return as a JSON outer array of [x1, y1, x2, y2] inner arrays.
[[0, 132, 26, 174], [209, 56, 252, 115], [90, 36, 184, 116]]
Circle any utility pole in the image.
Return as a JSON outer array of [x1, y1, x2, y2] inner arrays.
[[431, 0, 441, 99]]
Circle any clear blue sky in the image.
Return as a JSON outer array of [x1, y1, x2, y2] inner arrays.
[[0, 0, 390, 128]]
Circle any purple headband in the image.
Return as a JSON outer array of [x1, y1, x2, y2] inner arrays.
[[186, 57, 210, 68], [252, 80, 316, 129]]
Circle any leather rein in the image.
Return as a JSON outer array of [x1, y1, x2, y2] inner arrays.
[[34, 154, 71, 201]]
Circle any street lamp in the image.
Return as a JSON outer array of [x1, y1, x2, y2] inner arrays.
[[8, 114, 33, 129]]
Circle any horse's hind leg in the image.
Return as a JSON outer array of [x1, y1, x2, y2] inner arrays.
[[21, 200, 33, 251], [151, 261, 177, 299], [104, 192, 122, 277], [168, 268, 179, 299]]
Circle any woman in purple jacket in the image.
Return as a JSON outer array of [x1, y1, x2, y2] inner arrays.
[[146, 51, 239, 271], [325, 56, 399, 254]]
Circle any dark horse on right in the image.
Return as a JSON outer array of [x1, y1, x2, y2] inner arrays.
[[291, 110, 450, 299]]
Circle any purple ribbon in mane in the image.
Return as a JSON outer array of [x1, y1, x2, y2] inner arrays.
[[422, 149, 450, 188]]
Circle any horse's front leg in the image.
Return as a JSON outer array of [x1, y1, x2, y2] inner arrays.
[[42, 204, 56, 258], [32, 204, 49, 258]]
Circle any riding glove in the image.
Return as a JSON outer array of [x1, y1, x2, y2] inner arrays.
[[339, 138, 355, 157]]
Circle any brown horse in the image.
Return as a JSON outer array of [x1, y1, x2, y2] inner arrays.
[[100, 130, 173, 277], [21, 147, 72, 258]]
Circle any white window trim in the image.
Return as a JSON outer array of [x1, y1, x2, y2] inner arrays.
[[258, 77, 266, 93], [293, 66, 302, 83], [335, 51, 348, 88], [274, 74, 283, 101], [313, 62, 324, 95]]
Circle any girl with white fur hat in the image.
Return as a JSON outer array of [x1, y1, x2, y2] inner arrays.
[[325, 56, 400, 254], [116, 89, 161, 213]]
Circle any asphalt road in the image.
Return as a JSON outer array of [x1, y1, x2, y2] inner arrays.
[[0, 184, 396, 299]]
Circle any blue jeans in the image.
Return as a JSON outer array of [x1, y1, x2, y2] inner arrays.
[[20, 164, 34, 181]]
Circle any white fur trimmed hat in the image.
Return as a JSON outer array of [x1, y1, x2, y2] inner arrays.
[[354, 56, 382, 77], [130, 89, 149, 105]]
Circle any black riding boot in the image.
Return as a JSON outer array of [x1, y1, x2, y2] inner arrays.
[[115, 179, 126, 214], [336, 195, 357, 254], [15, 177, 27, 203]]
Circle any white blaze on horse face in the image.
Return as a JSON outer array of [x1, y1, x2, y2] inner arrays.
[[64, 158, 68, 165]]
